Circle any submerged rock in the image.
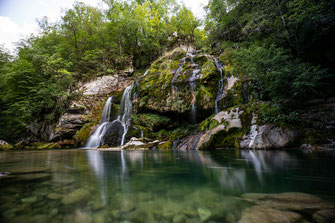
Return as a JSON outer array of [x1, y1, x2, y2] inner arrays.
[[238, 205, 303, 223], [241, 192, 335, 211], [241, 192, 335, 223], [61, 188, 90, 205], [197, 208, 212, 222], [313, 209, 335, 223], [47, 192, 63, 200]]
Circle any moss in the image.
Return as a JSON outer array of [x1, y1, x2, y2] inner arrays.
[[169, 48, 185, 60], [138, 113, 172, 130], [34, 142, 62, 150], [153, 127, 189, 141], [0, 144, 14, 151], [198, 114, 219, 132], [74, 122, 94, 145], [193, 55, 208, 66], [223, 78, 250, 109], [137, 48, 221, 116], [204, 128, 247, 150], [199, 105, 254, 150], [201, 60, 218, 80], [197, 85, 215, 110], [158, 141, 173, 150]]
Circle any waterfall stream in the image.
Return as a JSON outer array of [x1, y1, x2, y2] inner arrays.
[[85, 96, 113, 148], [117, 85, 133, 146], [189, 68, 200, 124], [85, 84, 134, 149], [100, 96, 113, 123], [214, 57, 225, 113], [188, 53, 199, 124]]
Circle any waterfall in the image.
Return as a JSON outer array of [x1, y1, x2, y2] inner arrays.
[[85, 83, 135, 149], [85, 97, 113, 148], [190, 68, 200, 124], [116, 84, 133, 145], [85, 122, 109, 148], [188, 53, 199, 124], [100, 96, 113, 123], [214, 57, 225, 114]]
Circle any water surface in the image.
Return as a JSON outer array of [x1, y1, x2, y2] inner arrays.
[[0, 149, 335, 222]]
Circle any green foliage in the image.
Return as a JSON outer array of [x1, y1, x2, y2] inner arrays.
[[137, 113, 172, 131], [198, 115, 219, 132], [206, 0, 335, 71], [258, 103, 300, 126], [0, 0, 202, 142], [231, 44, 327, 109]]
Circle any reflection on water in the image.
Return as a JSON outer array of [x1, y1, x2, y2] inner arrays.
[[0, 149, 335, 222]]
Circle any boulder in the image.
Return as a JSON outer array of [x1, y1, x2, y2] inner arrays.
[[238, 205, 303, 223], [179, 108, 244, 150], [242, 192, 335, 213], [137, 49, 220, 117], [101, 121, 125, 147], [240, 124, 296, 149], [313, 209, 335, 223]]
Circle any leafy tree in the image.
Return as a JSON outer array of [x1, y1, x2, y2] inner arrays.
[[231, 44, 327, 109]]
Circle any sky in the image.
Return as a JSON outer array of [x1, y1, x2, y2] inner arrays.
[[0, 0, 208, 51]]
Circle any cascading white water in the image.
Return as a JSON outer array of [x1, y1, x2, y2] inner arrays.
[[100, 96, 113, 123], [85, 122, 109, 148], [188, 53, 199, 124], [85, 96, 113, 148], [214, 57, 225, 114], [116, 84, 133, 145], [190, 68, 200, 124], [85, 83, 135, 148]]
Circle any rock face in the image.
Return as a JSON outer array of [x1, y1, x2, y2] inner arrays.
[[136, 48, 240, 120], [80, 75, 131, 96], [177, 106, 299, 150], [38, 47, 303, 150], [240, 122, 296, 149], [179, 108, 245, 150], [50, 74, 132, 145]]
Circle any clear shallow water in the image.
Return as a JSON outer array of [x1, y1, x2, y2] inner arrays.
[[0, 149, 335, 223]]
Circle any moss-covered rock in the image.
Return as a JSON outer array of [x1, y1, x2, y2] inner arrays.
[[0, 140, 14, 151], [74, 122, 94, 146], [138, 113, 172, 131], [136, 50, 220, 122], [31, 142, 62, 150], [158, 141, 173, 150]]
